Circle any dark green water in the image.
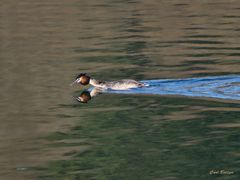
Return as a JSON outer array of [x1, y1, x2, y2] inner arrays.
[[0, 1, 240, 179]]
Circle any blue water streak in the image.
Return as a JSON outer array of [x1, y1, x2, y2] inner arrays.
[[108, 75, 240, 100]]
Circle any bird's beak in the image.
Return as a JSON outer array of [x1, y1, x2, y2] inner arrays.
[[70, 78, 80, 86]]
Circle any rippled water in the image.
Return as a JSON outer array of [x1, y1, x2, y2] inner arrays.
[[97, 75, 240, 100], [0, 0, 240, 179]]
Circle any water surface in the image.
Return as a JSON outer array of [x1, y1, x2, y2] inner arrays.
[[0, 0, 240, 179]]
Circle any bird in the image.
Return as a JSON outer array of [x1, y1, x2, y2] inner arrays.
[[71, 73, 147, 90]]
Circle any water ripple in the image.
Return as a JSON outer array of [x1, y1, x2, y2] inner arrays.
[[109, 75, 240, 100]]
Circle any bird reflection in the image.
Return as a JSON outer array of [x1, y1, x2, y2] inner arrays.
[[75, 88, 104, 103]]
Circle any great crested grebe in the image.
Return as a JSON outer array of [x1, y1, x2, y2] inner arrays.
[[71, 73, 147, 90]]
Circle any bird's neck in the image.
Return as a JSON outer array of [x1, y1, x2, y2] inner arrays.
[[89, 79, 105, 88]]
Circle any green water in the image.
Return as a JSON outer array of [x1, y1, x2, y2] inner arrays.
[[0, 0, 240, 180], [41, 96, 240, 180]]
